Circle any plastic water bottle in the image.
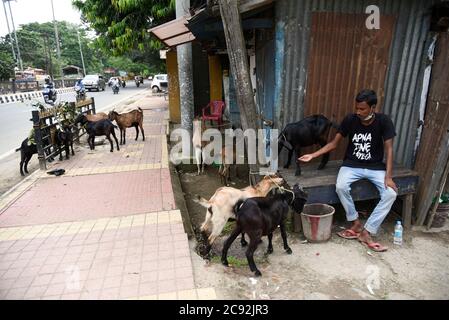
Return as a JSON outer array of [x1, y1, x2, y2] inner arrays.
[[393, 221, 403, 245]]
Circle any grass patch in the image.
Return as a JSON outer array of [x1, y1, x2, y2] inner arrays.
[[222, 221, 236, 235], [211, 255, 248, 267]]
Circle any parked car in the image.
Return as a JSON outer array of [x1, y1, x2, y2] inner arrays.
[[151, 74, 168, 93], [82, 74, 106, 91]]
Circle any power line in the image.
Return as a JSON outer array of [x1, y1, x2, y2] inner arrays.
[[4, 0, 23, 71]]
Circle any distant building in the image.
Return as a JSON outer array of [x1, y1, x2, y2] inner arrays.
[[63, 65, 84, 78]]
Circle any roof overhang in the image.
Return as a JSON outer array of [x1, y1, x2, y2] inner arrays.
[[148, 16, 195, 47]]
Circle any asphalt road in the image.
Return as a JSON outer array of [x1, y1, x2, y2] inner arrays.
[[0, 80, 149, 157]]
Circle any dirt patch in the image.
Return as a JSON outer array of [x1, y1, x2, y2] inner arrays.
[[175, 162, 449, 300]]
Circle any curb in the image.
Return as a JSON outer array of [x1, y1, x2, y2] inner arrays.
[[0, 169, 41, 214], [169, 161, 195, 239]]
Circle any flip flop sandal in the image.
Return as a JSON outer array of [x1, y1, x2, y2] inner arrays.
[[359, 240, 388, 252], [337, 229, 360, 239]]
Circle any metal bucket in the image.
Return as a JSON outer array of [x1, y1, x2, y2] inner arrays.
[[300, 204, 335, 242]]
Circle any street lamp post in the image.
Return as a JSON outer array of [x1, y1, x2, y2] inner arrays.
[[2, 0, 16, 62], [50, 0, 64, 87], [4, 0, 23, 71], [77, 29, 86, 76]]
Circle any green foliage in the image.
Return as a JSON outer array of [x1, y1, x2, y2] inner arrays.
[[3, 21, 105, 77], [0, 42, 14, 80], [2, 20, 164, 79], [222, 221, 236, 234], [211, 255, 248, 267], [72, 0, 175, 54]]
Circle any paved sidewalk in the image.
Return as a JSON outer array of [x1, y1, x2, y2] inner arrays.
[[0, 93, 216, 300]]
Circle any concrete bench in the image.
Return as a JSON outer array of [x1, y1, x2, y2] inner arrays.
[[278, 160, 419, 229]]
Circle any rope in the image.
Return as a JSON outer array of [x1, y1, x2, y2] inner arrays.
[[266, 175, 295, 204]]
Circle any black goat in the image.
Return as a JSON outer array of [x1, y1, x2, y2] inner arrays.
[[279, 115, 337, 176], [221, 184, 308, 277], [54, 125, 75, 160], [74, 114, 120, 152], [16, 138, 37, 176]]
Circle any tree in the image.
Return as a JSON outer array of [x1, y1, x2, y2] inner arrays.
[[72, 0, 175, 55], [0, 41, 14, 80], [3, 21, 105, 77]]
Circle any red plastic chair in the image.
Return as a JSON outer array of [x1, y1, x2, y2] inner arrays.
[[202, 100, 225, 127]]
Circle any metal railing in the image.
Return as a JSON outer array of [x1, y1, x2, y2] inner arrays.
[[32, 97, 96, 170]]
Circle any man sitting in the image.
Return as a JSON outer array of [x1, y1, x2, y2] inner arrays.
[[299, 89, 398, 252]]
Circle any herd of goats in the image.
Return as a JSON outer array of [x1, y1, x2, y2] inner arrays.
[[14, 103, 343, 276], [16, 106, 145, 176]]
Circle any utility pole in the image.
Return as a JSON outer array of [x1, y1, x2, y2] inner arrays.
[[218, 0, 260, 184], [176, 0, 194, 131], [2, 0, 16, 62], [5, 0, 23, 71], [50, 0, 64, 87], [42, 33, 51, 78], [77, 29, 86, 76]]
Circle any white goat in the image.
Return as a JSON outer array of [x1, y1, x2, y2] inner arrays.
[[192, 118, 207, 175], [194, 175, 284, 254]]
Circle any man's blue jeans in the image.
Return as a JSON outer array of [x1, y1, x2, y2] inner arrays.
[[335, 166, 397, 234]]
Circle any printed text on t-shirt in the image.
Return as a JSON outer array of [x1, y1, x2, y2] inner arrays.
[[352, 133, 372, 160]]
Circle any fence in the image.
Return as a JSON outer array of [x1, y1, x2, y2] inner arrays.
[[32, 97, 96, 170], [0, 87, 75, 105]]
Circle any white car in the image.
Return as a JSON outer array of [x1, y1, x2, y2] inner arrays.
[[151, 74, 168, 93]]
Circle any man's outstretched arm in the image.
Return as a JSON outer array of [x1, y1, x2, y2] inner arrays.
[[298, 133, 344, 162]]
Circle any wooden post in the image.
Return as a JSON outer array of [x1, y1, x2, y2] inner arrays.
[[32, 110, 46, 170], [426, 157, 449, 229], [91, 97, 96, 114], [403, 194, 413, 229], [218, 0, 260, 184]]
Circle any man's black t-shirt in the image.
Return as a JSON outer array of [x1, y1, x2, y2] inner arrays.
[[338, 113, 396, 170]]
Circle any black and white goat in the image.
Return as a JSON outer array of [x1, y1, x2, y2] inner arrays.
[[221, 183, 308, 276]]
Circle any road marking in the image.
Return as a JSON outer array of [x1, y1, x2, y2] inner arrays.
[[0, 148, 16, 161]]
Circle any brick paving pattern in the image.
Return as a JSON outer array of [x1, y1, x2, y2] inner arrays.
[[0, 95, 216, 300]]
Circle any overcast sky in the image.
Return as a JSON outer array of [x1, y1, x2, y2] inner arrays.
[[1, 0, 82, 37]]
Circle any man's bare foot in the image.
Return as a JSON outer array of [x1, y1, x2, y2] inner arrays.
[[337, 220, 364, 239], [358, 229, 373, 243], [350, 219, 363, 233], [358, 229, 388, 252]]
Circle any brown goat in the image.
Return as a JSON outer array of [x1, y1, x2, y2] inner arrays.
[[85, 112, 109, 122], [218, 143, 236, 186], [108, 107, 144, 145]]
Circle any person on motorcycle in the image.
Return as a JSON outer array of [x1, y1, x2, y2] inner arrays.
[[75, 79, 86, 101], [43, 76, 57, 104], [111, 77, 120, 94]]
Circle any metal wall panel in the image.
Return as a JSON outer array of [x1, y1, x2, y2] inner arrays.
[[303, 12, 396, 160], [274, 0, 436, 168]]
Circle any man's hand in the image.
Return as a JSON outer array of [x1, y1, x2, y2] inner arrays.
[[385, 177, 398, 192], [298, 154, 314, 162]]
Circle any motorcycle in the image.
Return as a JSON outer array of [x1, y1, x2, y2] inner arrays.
[[75, 84, 86, 102], [43, 83, 57, 105], [121, 80, 126, 88], [112, 83, 120, 94], [135, 79, 140, 88]]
